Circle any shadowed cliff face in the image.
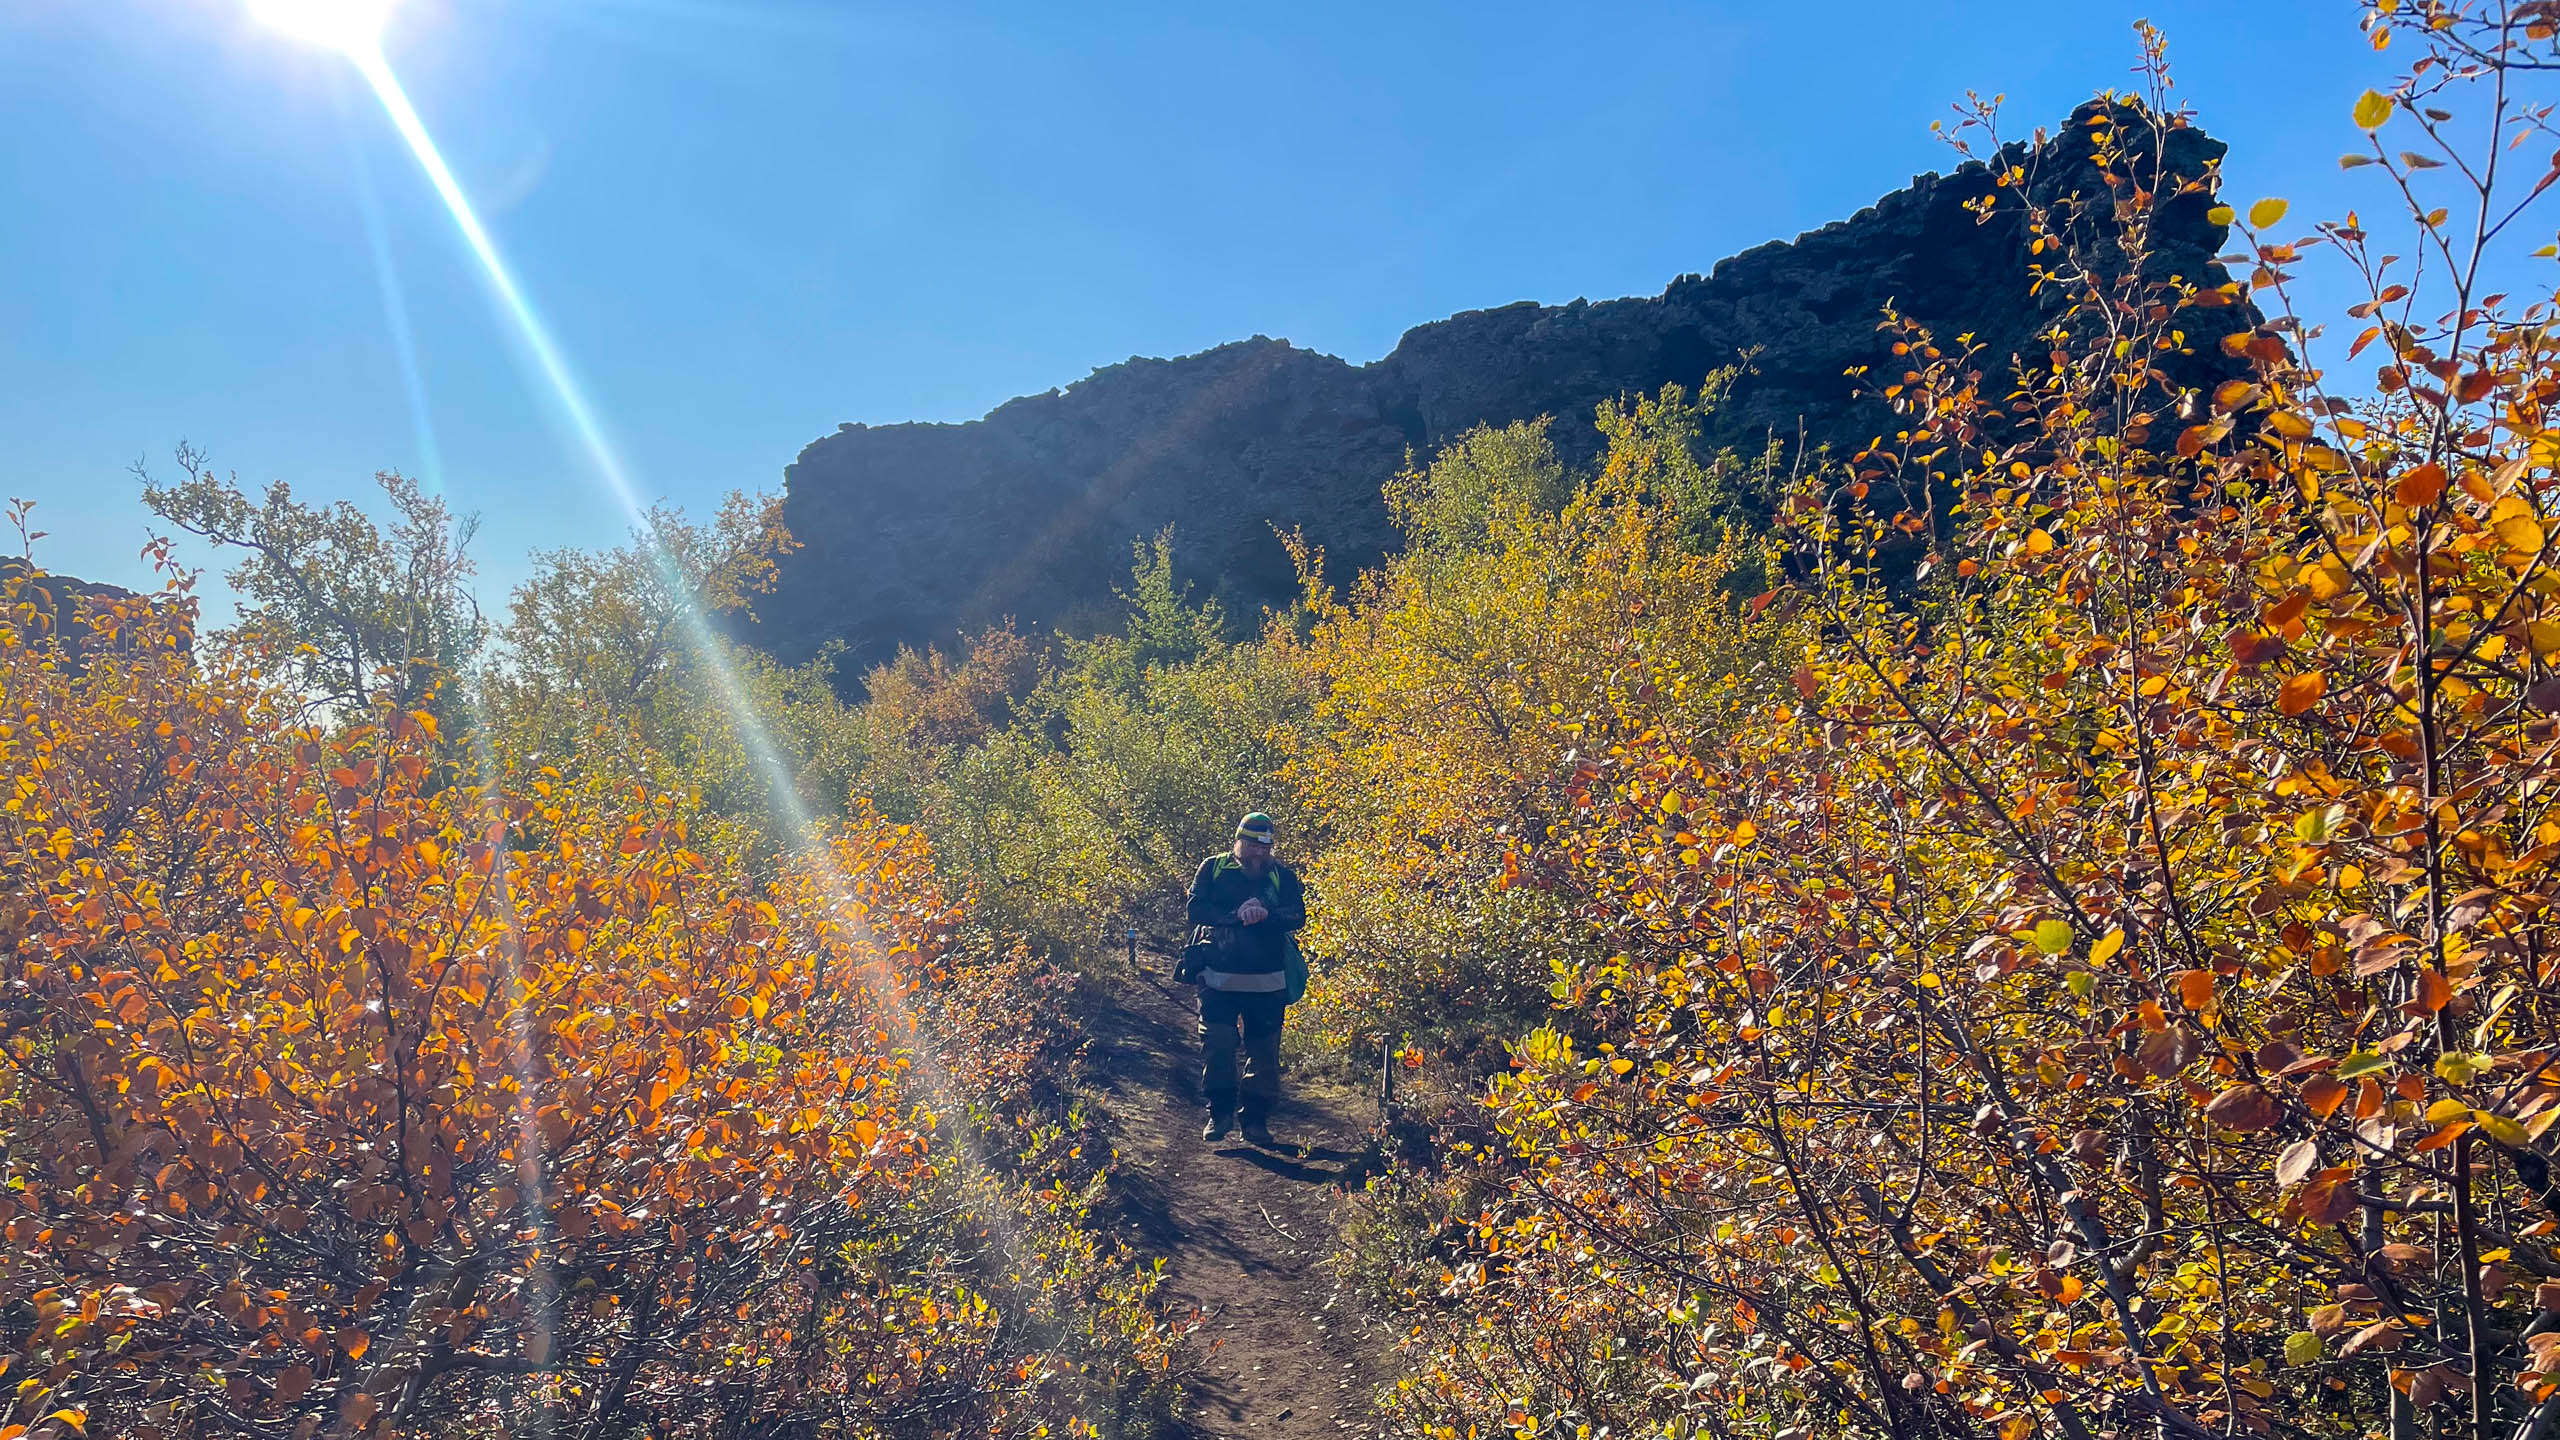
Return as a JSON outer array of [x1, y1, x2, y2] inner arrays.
[[750, 102, 2249, 682]]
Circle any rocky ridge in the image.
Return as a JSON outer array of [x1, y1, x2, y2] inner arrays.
[[750, 102, 2248, 679]]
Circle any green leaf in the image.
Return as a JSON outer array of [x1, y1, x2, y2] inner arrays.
[[2066, 971, 2097, 999], [2295, 806, 2344, 844], [2353, 90, 2394, 130], [2337, 1049, 2393, 1081], [2030, 919, 2074, 956], [2341, 154, 2378, 169], [2286, 1330, 2325, 1366], [2249, 198, 2290, 230]]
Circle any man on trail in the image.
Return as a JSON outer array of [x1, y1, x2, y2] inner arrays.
[[1185, 812, 1306, 1147]]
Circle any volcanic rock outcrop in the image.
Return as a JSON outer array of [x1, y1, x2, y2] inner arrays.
[[0, 559, 173, 668], [750, 102, 2247, 680]]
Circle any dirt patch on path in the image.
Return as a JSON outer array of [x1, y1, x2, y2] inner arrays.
[[1087, 969, 1394, 1439]]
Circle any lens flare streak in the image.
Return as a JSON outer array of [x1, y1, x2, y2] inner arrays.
[[332, 40, 1051, 1373], [344, 48, 622, 511]]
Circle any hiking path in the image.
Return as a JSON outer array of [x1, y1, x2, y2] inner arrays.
[[1086, 966, 1396, 1439]]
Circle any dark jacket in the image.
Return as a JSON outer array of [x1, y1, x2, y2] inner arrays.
[[1186, 853, 1305, 973]]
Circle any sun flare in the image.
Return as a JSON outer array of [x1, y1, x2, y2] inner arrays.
[[244, 0, 394, 53]]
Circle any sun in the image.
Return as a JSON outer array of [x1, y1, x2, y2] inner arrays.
[[244, 0, 396, 53]]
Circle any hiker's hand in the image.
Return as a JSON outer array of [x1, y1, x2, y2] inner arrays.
[[1237, 899, 1269, 925]]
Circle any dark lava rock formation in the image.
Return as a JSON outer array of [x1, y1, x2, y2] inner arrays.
[[0, 559, 171, 668], [751, 102, 2249, 680]]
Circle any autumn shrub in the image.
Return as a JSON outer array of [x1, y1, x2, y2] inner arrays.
[[1366, 9, 2560, 1440], [0, 570, 1180, 1438], [483, 491, 879, 860], [1286, 396, 1790, 1062], [908, 538, 1315, 964]]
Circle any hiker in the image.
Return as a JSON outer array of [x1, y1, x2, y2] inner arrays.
[[1183, 812, 1307, 1146]]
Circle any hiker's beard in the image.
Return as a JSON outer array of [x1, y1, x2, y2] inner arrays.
[[1234, 847, 1270, 875]]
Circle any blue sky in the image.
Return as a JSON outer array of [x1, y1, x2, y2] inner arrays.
[[4, 1, 2392, 610]]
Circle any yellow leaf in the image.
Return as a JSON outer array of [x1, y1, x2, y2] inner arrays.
[[2354, 90, 2394, 130], [2478, 1112, 2532, 1147], [2088, 928, 2125, 966], [2207, 204, 2236, 227], [2425, 1097, 2472, 1126], [2250, 197, 2290, 229], [2025, 528, 2056, 554]]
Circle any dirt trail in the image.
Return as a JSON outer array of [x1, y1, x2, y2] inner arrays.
[[1087, 969, 1394, 1439]]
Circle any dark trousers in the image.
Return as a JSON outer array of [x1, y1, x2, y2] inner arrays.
[[1198, 988, 1286, 1124]]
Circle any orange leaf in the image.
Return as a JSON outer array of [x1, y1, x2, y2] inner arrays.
[[2293, 1071, 2344, 1117], [2213, 379, 2260, 411], [2301, 1176, 2360, 1224], [2395, 464, 2447, 507], [2414, 1120, 2470, 1152], [2175, 969, 2216, 1010], [2416, 967, 2452, 1013], [2277, 671, 2328, 716], [2205, 1084, 2282, 1133]]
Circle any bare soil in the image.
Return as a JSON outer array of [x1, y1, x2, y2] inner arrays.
[[1087, 969, 1395, 1439]]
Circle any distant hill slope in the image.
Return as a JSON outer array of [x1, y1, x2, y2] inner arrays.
[[748, 102, 2247, 679]]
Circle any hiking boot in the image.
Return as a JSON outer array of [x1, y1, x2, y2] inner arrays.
[[1202, 1111, 1234, 1142], [1241, 1120, 1278, 1148]]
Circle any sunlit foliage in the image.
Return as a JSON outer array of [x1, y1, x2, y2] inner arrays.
[[890, 535, 1314, 961], [1289, 393, 1790, 1055], [140, 450, 484, 723], [0, 564, 1178, 1436], [1364, 8, 2560, 1439]]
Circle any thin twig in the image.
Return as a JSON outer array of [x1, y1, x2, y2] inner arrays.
[[1259, 1203, 1300, 1243]]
